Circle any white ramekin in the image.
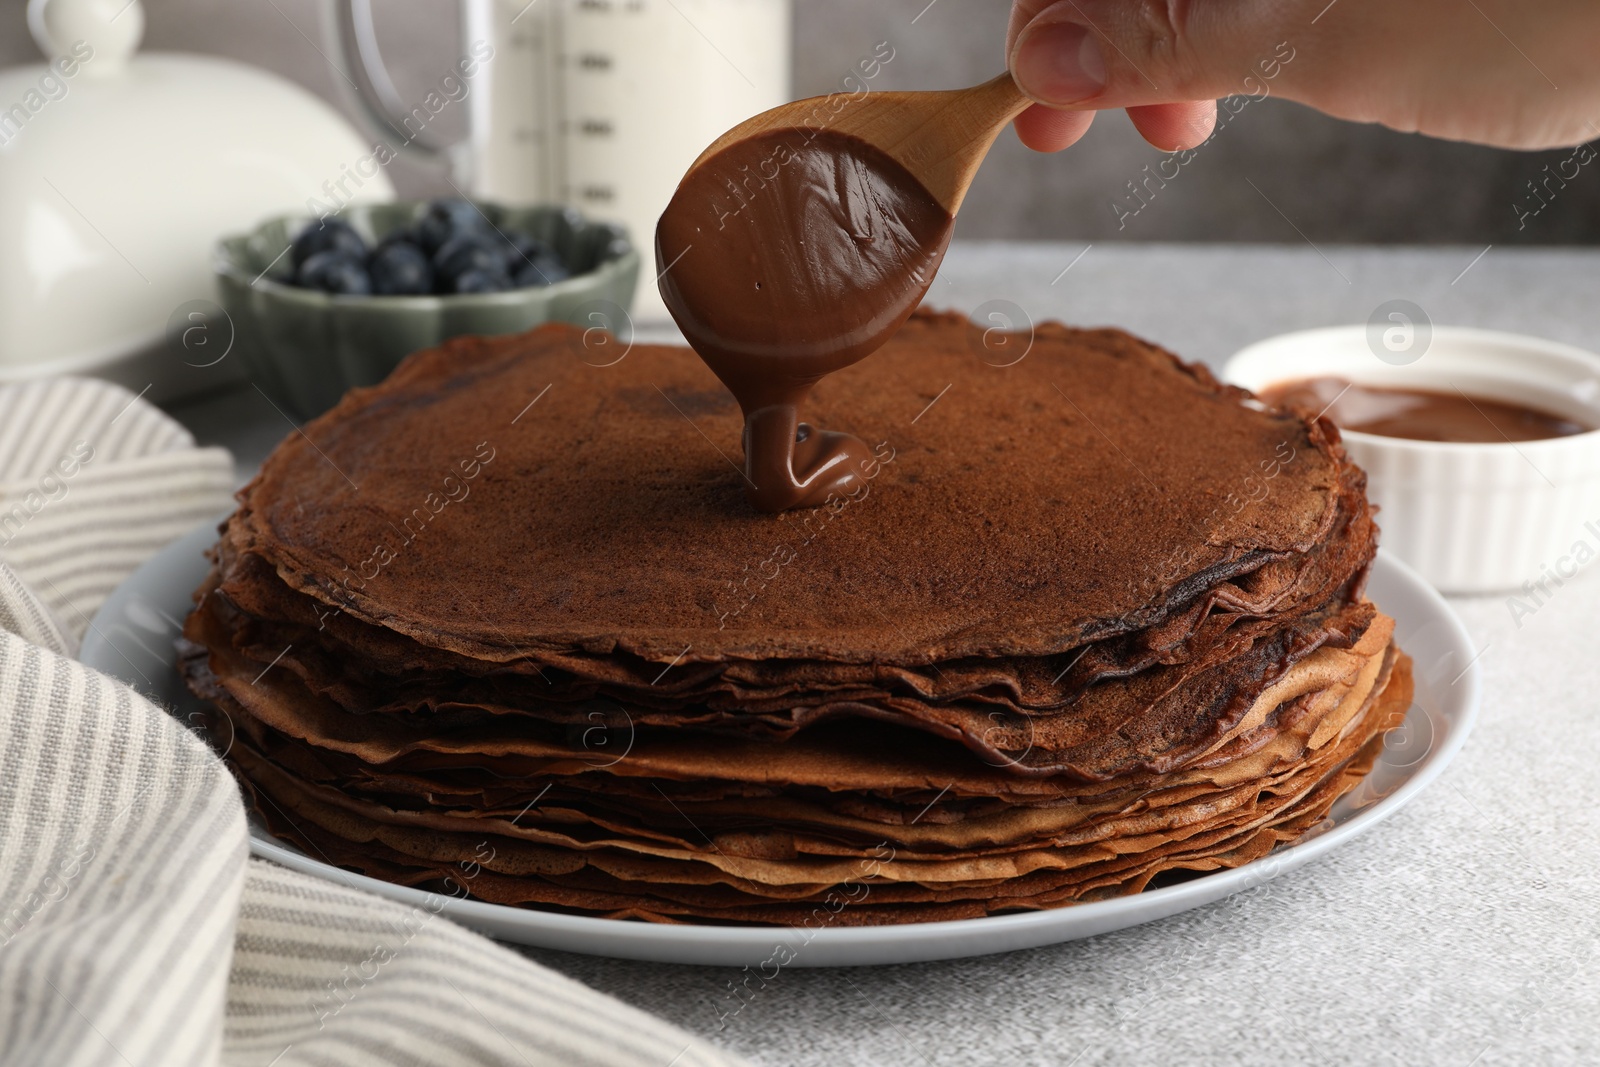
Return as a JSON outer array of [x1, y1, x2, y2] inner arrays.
[[1223, 326, 1600, 594]]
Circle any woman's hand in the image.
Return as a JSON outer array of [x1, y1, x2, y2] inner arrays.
[[1008, 0, 1600, 153]]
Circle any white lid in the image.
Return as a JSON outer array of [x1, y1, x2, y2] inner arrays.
[[0, 0, 396, 376]]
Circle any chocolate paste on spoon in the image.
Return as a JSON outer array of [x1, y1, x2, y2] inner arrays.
[[657, 127, 955, 512]]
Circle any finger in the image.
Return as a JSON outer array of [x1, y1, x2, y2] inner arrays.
[[1125, 101, 1217, 151], [1008, 0, 1298, 109], [1012, 105, 1097, 152], [1006, 0, 1059, 54]]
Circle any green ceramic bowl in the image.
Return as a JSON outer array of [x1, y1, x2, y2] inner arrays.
[[214, 201, 640, 419]]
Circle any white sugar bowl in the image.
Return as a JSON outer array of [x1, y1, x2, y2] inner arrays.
[[1224, 326, 1600, 595]]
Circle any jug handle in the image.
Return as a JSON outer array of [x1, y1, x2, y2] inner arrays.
[[319, 0, 454, 170]]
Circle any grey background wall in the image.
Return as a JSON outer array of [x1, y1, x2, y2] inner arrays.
[[3, 0, 1595, 244]]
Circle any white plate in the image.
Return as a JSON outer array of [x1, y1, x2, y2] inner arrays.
[[82, 522, 1480, 967]]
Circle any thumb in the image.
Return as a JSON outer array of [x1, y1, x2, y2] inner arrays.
[[1008, 0, 1299, 109]]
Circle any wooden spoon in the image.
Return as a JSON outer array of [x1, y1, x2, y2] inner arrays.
[[686, 72, 1032, 215], [656, 73, 1032, 513]]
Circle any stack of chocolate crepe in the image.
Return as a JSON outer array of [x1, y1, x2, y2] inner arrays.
[[181, 310, 1410, 924]]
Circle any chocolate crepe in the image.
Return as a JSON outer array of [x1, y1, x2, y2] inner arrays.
[[181, 310, 1408, 924], [224, 310, 1363, 663]]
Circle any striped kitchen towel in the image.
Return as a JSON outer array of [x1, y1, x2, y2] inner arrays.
[[0, 378, 745, 1067], [0, 378, 235, 653]]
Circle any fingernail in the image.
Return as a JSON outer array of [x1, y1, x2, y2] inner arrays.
[[1013, 21, 1107, 104]]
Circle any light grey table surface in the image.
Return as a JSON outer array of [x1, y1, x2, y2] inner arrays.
[[169, 244, 1600, 1067]]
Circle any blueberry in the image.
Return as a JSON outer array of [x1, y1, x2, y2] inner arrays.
[[297, 251, 372, 295], [498, 231, 573, 284], [290, 218, 367, 270], [449, 266, 512, 294], [416, 199, 492, 255], [499, 231, 553, 271], [593, 221, 632, 261], [432, 235, 505, 288], [368, 241, 433, 295], [376, 226, 422, 251], [513, 252, 571, 288]]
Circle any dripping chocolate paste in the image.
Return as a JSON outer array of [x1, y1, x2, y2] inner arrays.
[[1261, 376, 1592, 443], [656, 127, 954, 512]]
